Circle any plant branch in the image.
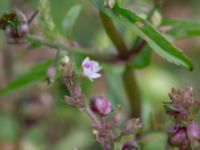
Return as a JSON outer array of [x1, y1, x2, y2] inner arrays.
[[99, 11, 129, 59], [122, 65, 141, 117], [28, 9, 39, 25], [26, 35, 120, 63], [99, 10, 142, 118]]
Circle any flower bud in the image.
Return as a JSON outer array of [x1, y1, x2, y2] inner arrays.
[[122, 141, 139, 150], [187, 123, 200, 141], [90, 96, 112, 116], [47, 65, 56, 78], [168, 126, 189, 149], [61, 56, 70, 65], [19, 23, 29, 37], [123, 118, 143, 135], [112, 111, 122, 126], [46, 65, 56, 84], [5, 27, 18, 39], [61, 56, 74, 77]]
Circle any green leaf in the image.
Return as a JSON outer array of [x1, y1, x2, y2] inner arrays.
[[0, 12, 19, 30], [131, 45, 152, 69], [0, 60, 52, 96], [62, 5, 82, 38], [91, 0, 194, 70], [161, 19, 200, 39], [0, 114, 18, 142], [0, 0, 10, 14]]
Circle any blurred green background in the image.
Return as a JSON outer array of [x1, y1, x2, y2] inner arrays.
[[1, 0, 200, 150]]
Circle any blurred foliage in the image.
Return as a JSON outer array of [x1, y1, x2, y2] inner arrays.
[[0, 60, 52, 96], [1, 0, 200, 150]]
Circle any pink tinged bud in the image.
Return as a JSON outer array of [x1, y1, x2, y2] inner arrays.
[[90, 96, 112, 116], [19, 24, 29, 37], [164, 104, 188, 117], [47, 65, 56, 78], [187, 123, 200, 140], [82, 57, 101, 81], [46, 65, 56, 84], [168, 126, 189, 149], [112, 111, 122, 126], [122, 141, 139, 150]]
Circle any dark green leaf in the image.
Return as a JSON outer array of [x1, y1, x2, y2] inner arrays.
[[113, 3, 193, 70], [91, 0, 194, 70], [0, 0, 10, 14], [131, 45, 152, 69], [0, 60, 52, 96], [0, 12, 19, 30], [161, 19, 200, 39], [62, 5, 82, 38]]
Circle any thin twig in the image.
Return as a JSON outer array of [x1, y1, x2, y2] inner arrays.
[[28, 9, 39, 24], [26, 35, 121, 64]]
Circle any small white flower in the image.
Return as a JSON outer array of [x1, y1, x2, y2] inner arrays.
[[82, 57, 101, 81]]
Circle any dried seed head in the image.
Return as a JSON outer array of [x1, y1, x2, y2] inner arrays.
[[164, 86, 200, 124]]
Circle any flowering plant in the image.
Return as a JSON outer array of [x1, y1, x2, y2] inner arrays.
[[0, 0, 200, 150]]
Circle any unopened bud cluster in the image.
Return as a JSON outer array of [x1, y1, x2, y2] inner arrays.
[[164, 87, 200, 149], [0, 9, 36, 44], [61, 56, 142, 150]]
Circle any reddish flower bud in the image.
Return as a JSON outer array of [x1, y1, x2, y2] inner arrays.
[[122, 141, 139, 150], [5, 23, 29, 39], [168, 126, 189, 149], [5, 27, 18, 38], [90, 96, 112, 116], [187, 123, 200, 141]]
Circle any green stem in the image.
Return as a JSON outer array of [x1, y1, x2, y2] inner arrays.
[[99, 11, 129, 58], [110, 143, 115, 150], [122, 65, 141, 117], [100, 11, 141, 117], [26, 35, 119, 63]]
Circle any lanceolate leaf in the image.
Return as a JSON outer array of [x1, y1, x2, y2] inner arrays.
[[62, 5, 82, 38], [0, 60, 52, 96], [91, 0, 194, 70], [161, 19, 200, 39]]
